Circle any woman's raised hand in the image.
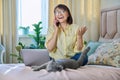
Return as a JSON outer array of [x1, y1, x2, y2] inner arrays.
[[77, 26, 87, 37]]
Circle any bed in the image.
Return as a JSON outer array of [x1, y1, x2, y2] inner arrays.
[[0, 6, 120, 80]]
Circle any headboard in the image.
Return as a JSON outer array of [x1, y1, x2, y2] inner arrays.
[[100, 6, 120, 39]]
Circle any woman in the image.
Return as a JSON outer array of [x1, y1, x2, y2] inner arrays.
[[45, 4, 88, 66]]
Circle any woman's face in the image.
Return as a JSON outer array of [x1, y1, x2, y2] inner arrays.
[[54, 8, 69, 23]]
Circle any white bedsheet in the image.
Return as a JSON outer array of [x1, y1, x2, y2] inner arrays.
[[0, 64, 120, 80]]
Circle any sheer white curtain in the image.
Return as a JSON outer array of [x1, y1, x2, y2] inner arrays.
[[1, 0, 17, 63], [41, 0, 49, 35]]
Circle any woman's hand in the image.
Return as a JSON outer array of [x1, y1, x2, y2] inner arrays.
[[77, 26, 87, 37], [53, 17, 59, 31]]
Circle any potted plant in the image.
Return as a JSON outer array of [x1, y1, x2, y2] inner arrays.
[[28, 21, 46, 49], [17, 21, 46, 49], [10, 42, 25, 63], [19, 26, 30, 35]]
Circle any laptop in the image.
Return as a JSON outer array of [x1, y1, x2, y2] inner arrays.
[[20, 49, 50, 66]]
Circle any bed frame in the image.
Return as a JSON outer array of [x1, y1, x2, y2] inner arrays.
[[100, 5, 120, 39]]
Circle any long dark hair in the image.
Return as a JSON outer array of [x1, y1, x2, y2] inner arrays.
[[54, 4, 73, 24]]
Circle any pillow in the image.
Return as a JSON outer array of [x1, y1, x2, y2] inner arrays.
[[88, 42, 120, 68], [86, 41, 102, 56], [112, 38, 120, 43]]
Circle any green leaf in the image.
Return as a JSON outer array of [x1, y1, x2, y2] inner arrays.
[[10, 53, 18, 57]]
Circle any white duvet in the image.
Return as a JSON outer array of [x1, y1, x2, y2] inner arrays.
[[0, 64, 120, 80]]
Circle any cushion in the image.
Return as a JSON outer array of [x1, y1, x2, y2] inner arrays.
[[86, 41, 102, 56], [88, 41, 120, 68], [112, 38, 120, 43]]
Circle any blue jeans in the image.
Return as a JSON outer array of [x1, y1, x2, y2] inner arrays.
[[50, 52, 88, 66], [70, 52, 88, 66]]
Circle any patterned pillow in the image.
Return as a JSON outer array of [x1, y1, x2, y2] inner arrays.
[[88, 42, 120, 67], [113, 38, 120, 43]]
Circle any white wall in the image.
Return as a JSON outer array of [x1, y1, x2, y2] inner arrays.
[[101, 0, 120, 9]]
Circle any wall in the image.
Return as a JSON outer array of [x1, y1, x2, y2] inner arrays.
[[101, 0, 120, 9]]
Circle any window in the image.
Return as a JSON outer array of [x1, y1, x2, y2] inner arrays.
[[17, 0, 48, 36]]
